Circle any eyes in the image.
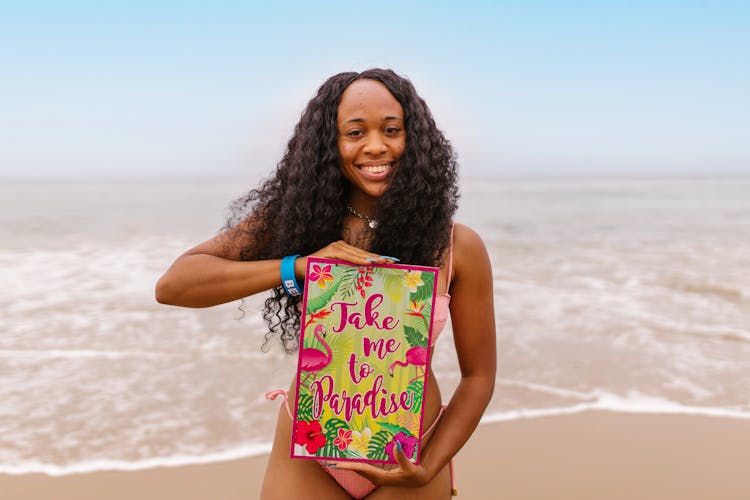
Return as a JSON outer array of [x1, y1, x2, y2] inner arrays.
[[344, 126, 403, 138]]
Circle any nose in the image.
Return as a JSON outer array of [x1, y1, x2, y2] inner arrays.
[[363, 133, 387, 156]]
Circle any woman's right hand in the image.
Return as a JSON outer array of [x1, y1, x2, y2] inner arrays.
[[294, 240, 397, 278]]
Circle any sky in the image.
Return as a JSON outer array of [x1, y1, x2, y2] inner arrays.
[[1, 1, 748, 179]]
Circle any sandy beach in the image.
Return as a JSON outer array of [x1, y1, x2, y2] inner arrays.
[[2, 410, 748, 499]]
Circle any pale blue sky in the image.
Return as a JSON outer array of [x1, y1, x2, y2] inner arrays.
[[1, 1, 748, 178]]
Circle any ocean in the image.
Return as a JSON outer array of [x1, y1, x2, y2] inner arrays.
[[1, 175, 749, 476]]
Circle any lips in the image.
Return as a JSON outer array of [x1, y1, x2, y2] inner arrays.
[[355, 162, 395, 180]]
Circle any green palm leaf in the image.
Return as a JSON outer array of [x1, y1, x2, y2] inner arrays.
[[406, 379, 424, 413], [306, 276, 343, 313], [367, 430, 393, 461]]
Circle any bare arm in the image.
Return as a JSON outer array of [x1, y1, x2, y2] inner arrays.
[[154, 217, 392, 308], [417, 223, 497, 480]]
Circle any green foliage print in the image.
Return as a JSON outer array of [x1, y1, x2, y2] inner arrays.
[[297, 393, 313, 422], [306, 276, 342, 314], [406, 379, 424, 414], [367, 430, 394, 461], [324, 418, 350, 440], [404, 300, 432, 333], [410, 272, 435, 304], [320, 441, 343, 458], [376, 421, 412, 437], [404, 325, 428, 349], [318, 418, 350, 458], [336, 265, 360, 299]]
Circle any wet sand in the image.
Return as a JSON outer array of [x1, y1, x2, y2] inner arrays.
[[2, 411, 749, 499]]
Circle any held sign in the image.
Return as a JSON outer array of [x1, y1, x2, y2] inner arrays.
[[291, 258, 438, 465]]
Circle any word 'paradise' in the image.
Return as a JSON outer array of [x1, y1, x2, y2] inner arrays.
[[310, 293, 414, 421]]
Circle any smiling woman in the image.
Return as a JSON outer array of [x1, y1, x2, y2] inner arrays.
[[155, 68, 496, 499]]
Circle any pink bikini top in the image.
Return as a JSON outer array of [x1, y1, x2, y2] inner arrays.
[[430, 224, 454, 345]]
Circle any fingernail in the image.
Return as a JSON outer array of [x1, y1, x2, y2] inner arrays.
[[366, 257, 379, 262], [380, 255, 400, 262], [396, 441, 403, 452]]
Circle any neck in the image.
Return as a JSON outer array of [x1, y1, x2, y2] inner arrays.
[[347, 192, 377, 217]]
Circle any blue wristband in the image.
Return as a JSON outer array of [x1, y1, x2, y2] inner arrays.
[[280, 255, 302, 297]]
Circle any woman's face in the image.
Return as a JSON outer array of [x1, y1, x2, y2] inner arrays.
[[337, 79, 406, 202]]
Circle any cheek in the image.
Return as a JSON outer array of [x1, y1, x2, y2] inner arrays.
[[338, 142, 357, 162], [394, 140, 406, 159]]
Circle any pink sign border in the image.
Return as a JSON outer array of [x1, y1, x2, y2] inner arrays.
[[289, 256, 439, 466]]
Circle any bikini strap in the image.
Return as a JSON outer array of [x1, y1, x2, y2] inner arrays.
[[420, 405, 447, 438], [446, 223, 455, 286], [265, 389, 293, 419]]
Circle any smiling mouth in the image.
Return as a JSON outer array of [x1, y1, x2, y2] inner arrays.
[[356, 162, 395, 174]]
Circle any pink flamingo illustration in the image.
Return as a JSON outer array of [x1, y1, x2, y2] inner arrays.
[[299, 324, 332, 387], [388, 346, 428, 383]]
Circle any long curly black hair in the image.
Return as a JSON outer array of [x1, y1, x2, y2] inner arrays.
[[221, 68, 459, 353]]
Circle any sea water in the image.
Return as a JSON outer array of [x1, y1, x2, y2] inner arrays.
[[1, 175, 748, 475]]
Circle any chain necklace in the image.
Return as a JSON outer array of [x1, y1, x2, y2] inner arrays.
[[346, 204, 378, 229]]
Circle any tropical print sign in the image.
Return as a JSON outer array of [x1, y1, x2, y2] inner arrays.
[[291, 257, 438, 465]]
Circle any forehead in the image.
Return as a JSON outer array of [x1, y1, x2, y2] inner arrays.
[[337, 79, 403, 122]]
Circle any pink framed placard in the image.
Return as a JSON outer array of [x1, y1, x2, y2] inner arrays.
[[290, 257, 438, 465]]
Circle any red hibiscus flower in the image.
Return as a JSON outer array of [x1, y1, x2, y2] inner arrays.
[[294, 420, 326, 454]]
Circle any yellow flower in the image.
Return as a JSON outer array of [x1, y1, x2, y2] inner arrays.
[[349, 427, 372, 456], [403, 271, 424, 293]]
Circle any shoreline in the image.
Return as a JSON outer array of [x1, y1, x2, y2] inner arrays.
[[2, 411, 749, 499]]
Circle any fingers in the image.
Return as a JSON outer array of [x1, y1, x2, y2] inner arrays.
[[393, 440, 416, 471], [313, 240, 398, 266]]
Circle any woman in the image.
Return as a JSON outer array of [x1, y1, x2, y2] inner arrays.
[[155, 68, 496, 499]]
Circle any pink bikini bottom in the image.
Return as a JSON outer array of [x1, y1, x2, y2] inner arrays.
[[266, 389, 457, 498]]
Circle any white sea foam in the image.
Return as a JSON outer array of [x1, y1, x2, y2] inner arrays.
[[481, 391, 750, 423], [0, 348, 267, 361], [0, 442, 273, 476], [3, 395, 748, 477], [495, 378, 596, 401]]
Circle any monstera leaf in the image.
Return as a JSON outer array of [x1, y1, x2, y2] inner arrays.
[[404, 325, 428, 348], [367, 430, 394, 461]]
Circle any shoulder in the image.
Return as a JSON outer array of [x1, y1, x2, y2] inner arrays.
[[452, 223, 485, 250], [451, 222, 491, 282], [181, 213, 265, 261]]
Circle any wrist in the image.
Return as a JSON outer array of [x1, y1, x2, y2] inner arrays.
[[294, 256, 308, 278]]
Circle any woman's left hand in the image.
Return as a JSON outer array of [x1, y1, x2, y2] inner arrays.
[[323, 442, 432, 488]]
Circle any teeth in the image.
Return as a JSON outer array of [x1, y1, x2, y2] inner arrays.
[[360, 164, 391, 174]]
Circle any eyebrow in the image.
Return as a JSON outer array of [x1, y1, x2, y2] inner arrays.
[[343, 116, 403, 125]]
